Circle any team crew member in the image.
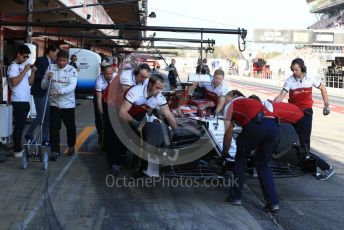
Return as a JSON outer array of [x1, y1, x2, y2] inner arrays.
[[101, 63, 151, 174], [168, 58, 178, 90], [94, 65, 115, 145], [189, 69, 229, 114], [25, 44, 59, 145], [221, 90, 280, 213], [7, 45, 34, 157], [41, 50, 78, 161], [196, 58, 210, 75], [117, 74, 177, 177], [257, 99, 334, 180], [119, 74, 177, 130], [274, 58, 331, 176], [120, 63, 151, 91]]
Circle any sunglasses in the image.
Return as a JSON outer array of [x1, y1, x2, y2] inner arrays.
[[23, 55, 29, 59]]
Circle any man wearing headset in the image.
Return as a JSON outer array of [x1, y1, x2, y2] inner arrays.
[[119, 63, 151, 91], [249, 95, 334, 181], [274, 58, 332, 179]]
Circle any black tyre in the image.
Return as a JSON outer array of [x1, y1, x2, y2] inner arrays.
[[273, 123, 300, 165]]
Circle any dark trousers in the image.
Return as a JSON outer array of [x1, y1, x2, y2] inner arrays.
[[12, 102, 30, 152], [49, 106, 76, 153], [93, 96, 103, 143], [102, 101, 127, 167], [294, 108, 330, 171], [294, 108, 313, 150], [231, 118, 279, 206], [26, 94, 50, 142], [168, 75, 177, 89]]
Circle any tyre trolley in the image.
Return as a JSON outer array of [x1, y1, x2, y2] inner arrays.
[[22, 77, 52, 170]]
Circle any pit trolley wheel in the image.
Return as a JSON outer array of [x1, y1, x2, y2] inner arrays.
[[42, 151, 48, 170], [40, 146, 50, 170], [21, 149, 29, 169]]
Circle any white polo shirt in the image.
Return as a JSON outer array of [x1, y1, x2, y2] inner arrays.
[[282, 74, 321, 109], [7, 62, 31, 102], [95, 73, 115, 92], [120, 69, 148, 86], [199, 81, 229, 97], [125, 84, 167, 109]]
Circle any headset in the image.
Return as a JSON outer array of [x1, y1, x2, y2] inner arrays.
[[290, 58, 307, 73]]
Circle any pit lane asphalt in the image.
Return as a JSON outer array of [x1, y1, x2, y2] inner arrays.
[[1, 74, 343, 229], [227, 75, 344, 230], [0, 99, 279, 229]]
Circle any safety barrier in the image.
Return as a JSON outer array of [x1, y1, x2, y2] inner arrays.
[[325, 73, 344, 88], [252, 70, 272, 79]]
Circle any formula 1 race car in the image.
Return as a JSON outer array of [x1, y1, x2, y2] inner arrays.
[[124, 75, 318, 180]]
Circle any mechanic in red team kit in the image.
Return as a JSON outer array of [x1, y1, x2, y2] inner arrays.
[[221, 90, 280, 213], [274, 58, 332, 180]]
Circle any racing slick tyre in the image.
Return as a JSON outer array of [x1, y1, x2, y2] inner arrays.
[[273, 123, 300, 166]]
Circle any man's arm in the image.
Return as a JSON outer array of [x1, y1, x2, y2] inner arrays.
[[41, 65, 53, 89], [119, 100, 135, 122], [41, 71, 50, 89], [160, 104, 178, 129], [9, 64, 31, 87], [58, 71, 77, 94], [319, 83, 329, 106], [96, 91, 103, 115], [274, 90, 288, 102], [186, 82, 199, 92], [33, 57, 45, 82], [28, 66, 37, 86], [121, 85, 131, 92], [319, 83, 330, 115], [215, 96, 225, 114], [222, 120, 234, 157]]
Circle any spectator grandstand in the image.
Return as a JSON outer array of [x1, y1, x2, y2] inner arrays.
[[308, 0, 344, 30], [262, 1, 344, 87]]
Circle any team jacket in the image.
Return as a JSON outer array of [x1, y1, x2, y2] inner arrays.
[[41, 64, 78, 108]]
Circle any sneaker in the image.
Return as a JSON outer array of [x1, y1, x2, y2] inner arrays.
[[50, 152, 60, 161], [264, 204, 279, 213], [0, 153, 8, 162], [317, 167, 334, 181], [14, 150, 25, 158], [224, 196, 242, 205], [67, 147, 75, 156]]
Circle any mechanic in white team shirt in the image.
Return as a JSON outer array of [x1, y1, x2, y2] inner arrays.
[[7, 44, 34, 158], [189, 68, 230, 114], [94, 64, 116, 145], [119, 63, 151, 91], [119, 73, 177, 130]]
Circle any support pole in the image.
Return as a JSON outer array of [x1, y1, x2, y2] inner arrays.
[[0, 12, 4, 103], [26, 0, 33, 43]]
